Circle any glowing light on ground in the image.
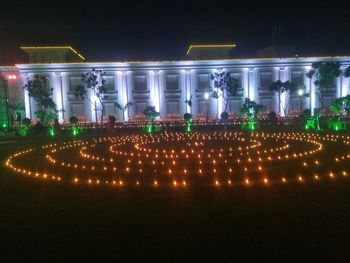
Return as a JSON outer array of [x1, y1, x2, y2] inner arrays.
[[4, 131, 350, 188]]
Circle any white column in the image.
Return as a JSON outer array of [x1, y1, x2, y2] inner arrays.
[[90, 86, 97, 123], [148, 70, 160, 115], [215, 69, 223, 118], [185, 70, 192, 114], [58, 73, 66, 122], [248, 68, 257, 101], [148, 70, 161, 119], [190, 70, 197, 117], [242, 68, 249, 99], [311, 78, 316, 115], [342, 75, 349, 97], [278, 67, 290, 116], [180, 70, 186, 115], [339, 67, 348, 98], [154, 70, 161, 115], [336, 76, 341, 98], [61, 73, 70, 121], [21, 74, 31, 118], [158, 70, 165, 119], [119, 71, 130, 121], [51, 72, 64, 122], [284, 67, 290, 115], [115, 71, 123, 121], [304, 66, 313, 113], [211, 69, 217, 118], [274, 67, 280, 113], [148, 70, 155, 106], [304, 65, 317, 115], [126, 71, 133, 120]]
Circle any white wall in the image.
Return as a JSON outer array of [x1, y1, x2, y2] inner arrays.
[[8, 57, 350, 122]]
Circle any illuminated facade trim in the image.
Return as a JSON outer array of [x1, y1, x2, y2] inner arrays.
[[186, 44, 236, 55], [20, 46, 86, 61]]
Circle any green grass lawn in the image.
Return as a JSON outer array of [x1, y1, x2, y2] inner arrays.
[[1, 135, 350, 262]]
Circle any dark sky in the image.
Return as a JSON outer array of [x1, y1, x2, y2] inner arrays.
[[1, 0, 350, 64]]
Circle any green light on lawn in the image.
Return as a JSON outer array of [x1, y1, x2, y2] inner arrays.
[[305, 118, 315, 130], [49, 127, 55, 137], [186, 119, 192, 132], [146, 123, 152, 133], [18, 128, 27, 137], [329, 118, 346, 131], [248, 121, 256, 131], [243, 118, 256, 131], [72, 126, 79, 136], [155, 125, 161, 132]]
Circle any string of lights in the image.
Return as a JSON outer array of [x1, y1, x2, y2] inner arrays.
[[4, 132, 350, 188]]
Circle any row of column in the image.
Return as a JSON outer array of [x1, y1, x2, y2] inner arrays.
[[21, 67, 349, 122], [20, 69, 276, 122]]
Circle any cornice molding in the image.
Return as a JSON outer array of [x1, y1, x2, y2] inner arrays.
[[9, 56, 350, 74]]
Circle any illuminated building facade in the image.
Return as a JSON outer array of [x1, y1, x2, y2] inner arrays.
[[1, 46, 350, 123]]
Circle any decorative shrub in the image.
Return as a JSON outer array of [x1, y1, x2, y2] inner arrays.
[[220, 111, 229, 121], [69, 116, 79, 125], [183, 113, 193, 121], [22, 118, 32, 127]]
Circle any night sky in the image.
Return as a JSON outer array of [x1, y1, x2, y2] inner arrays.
[[1, 0, 350, 64]]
